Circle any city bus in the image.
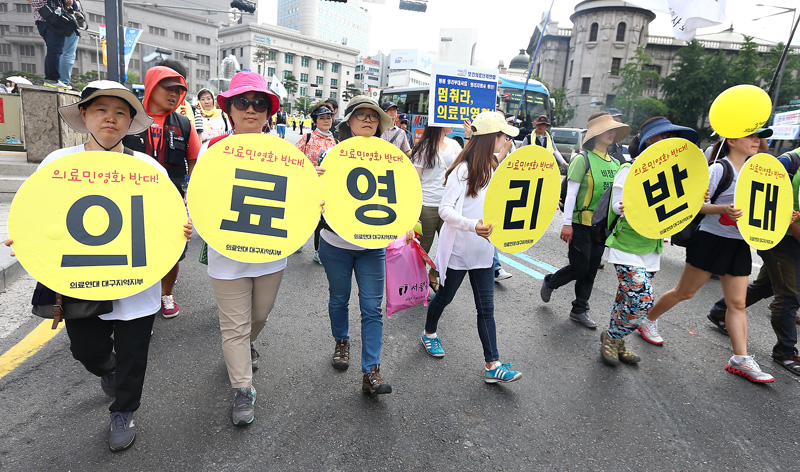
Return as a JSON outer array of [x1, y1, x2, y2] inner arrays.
[[378, 74, 552, 147]]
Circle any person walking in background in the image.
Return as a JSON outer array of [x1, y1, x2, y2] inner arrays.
[[521, 115, 568, 170], [399, 113, 414, 150], [540, 112, 628, 329], [196, 88, 230, 143], [275, 105, 287, 138], [605, 108, 629, 164]]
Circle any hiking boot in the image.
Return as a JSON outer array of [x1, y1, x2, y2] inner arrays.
[[484, 362, 522, 383], [421, 332, 445, 357], [101, 371, 116, 397], [161, 295, 179, 318], [494, 268, 512, 281], [362, 365, 392, 394], [108, 411, 136, 451], [231, 387, 256, 425], [725, 355, 774, 383], [332, 339, 350, 371], [600, 331, 620, 365], [637, 319, 664, 345], [617, 338, 641, 364], [569, 311, 597, 329], [540, 276, 553, 303], [250, 342, 260, 371], [707, 312, 729, 336]]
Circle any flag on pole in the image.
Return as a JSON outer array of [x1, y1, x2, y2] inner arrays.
[[624, 0, 727, 41], [270, 75, 288, 99]]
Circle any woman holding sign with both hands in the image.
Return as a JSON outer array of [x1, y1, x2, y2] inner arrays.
[[5, 81, 193, 451]]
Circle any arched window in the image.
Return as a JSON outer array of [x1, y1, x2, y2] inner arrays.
[[616, 22, 626, 42], [589, 22, 599, 42]]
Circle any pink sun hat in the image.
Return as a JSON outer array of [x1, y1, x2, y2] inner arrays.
[[217, 71, 281, 118]]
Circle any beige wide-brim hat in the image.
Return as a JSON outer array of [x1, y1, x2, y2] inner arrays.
[[339, 96, 393, 135], [582, 113, 630, 147], [58, 80, 153, 135]]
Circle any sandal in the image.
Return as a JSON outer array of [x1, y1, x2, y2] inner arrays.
[[600, 331, 619, 366], [774, 355, 800, 376], [428, 280, 440, 293]]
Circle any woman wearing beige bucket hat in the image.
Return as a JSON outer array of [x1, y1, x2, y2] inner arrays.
[[540, 112, 629, 329], [5, 80, 193, 451]]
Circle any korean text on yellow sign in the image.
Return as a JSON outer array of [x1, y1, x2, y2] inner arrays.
[[734, 153, 793, 250], [623, 138, 709, 239], [188, 134, 322, 262], [320, 137, 422, 249], [483, 146, 560, 252], [8, 151, 187, 300]]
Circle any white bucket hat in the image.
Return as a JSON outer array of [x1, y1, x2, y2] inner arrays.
[[58, 80, 153, 135]]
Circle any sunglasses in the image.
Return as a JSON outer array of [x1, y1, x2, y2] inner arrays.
[[353, 111, 379, 122], [231, 96, 269, 113]]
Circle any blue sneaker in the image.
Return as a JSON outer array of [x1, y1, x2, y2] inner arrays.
[[484, 362, 522, 383], [421, 332, 445, 357]]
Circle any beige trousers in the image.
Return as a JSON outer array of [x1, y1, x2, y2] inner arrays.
[[210, 271, 284, 388]]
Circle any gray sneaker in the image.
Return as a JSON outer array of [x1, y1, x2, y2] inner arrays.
[[108, 411, 136, 451], [101, 371, 115, 397], [725, 355, 774, 383], [232, 387, 256, 426], [569, 311, 597, 329], [250, 342, 260, 371]]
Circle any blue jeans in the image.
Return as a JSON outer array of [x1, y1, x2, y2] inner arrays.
[[318, 238, 386, 373], [36, 21, 65, 81], [493, 249, 501, 272], [425, 267, 499, 362], [60, 32, 79, 84]]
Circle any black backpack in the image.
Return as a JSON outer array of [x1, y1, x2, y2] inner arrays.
[[671, 159, 734, 247]]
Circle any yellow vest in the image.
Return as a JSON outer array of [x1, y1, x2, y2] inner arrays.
[[533, 132, 554, 154]]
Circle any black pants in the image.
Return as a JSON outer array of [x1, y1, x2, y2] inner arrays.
[[36, 21, 65, 81], [65, 314, 156, 412], [313, 217, 325, 251], [545, 224, 604, 314]]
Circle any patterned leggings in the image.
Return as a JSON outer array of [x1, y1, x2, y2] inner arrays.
[[607, 264, 656, 339]]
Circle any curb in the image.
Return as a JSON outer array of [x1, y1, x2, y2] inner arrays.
[[0, 254, 24, 292]]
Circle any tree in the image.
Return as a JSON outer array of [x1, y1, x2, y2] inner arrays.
[[727, 36, 760, 87], [758, 42, 800, 108], [294, 97, 311, 114], [343, 82, 361, 101], [253, 45, 272, 75], [125, 71, 139, 85], [550, 87, 574, 126], [74, 71, 100, 90], [283, 73, 298, 106], [611, 47, 660, 124]]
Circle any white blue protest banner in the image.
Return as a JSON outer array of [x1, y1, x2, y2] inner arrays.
[[428, 62, 498, 127]]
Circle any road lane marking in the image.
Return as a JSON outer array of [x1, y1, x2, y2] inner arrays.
[[0, 320, 63, 381], [504, 252, 558, 273], [498, 254, 545, 279]]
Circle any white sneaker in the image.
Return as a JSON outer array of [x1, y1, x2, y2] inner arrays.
[[637, 319, 663, 345], [494, 268, 512, 282], [725, 355, 774, 383]]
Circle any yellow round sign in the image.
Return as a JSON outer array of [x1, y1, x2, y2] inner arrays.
[[187, 134, 322, 262], [623, 138, 709, 239], [483, 146, 560, 252], [8, 151, 187, 300], [734, 153, 794, 250], [320, 136, 422, 248]]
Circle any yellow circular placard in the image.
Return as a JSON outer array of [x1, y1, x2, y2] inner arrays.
[[623, 138, 709, 239], [320, 136, 422, 248], [187, 134, 322, 262], [483, 146, 561, 252], [8, 151, 187, 300], [734, 153, 794, 250]]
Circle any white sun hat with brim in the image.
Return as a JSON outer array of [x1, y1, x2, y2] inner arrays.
[[471, 111, 520, 137], [339, 96, 393, 135], [58, 80, 153, 135]]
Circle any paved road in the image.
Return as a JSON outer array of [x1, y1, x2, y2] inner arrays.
[[0, 135, 798, 470]]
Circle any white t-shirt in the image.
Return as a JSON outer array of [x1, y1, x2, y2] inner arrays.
[[698, 157, 743, 240], [196, 142, 289, 279], [39, 144, 168, 321], [415, 137, 461, 206]]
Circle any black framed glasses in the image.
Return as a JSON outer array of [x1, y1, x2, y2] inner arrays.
[[353, 111, 379, 122], [231, 96, 269, 113]]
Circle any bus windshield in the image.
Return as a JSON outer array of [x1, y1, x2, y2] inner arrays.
[[496, 75, 550, 141]]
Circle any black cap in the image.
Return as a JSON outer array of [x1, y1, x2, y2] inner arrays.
[[381, 101, 398, 112], [605, 107, 622, 117]]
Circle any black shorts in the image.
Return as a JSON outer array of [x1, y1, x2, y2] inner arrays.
[[686, 230, 751, 277]]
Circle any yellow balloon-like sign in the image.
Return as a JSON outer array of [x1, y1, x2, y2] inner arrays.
[[188, 134, 322, 262], [320, 136, 422, 248], [709, 85, 772, 139], [623, 138, 709, 239], [8, 151, 187, 300], [483, 146, 560, 252], [734, 153, 794, 250]]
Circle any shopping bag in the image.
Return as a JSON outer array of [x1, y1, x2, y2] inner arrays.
[[385, 237, 429, 317]]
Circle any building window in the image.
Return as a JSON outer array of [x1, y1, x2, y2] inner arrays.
[[580, 77, 591, 95], [589, 22, 598, 42], [130, 59, 140, 70], [330, 78, 337, 87], [149, 26, 166, 37], [174, 31, 190, 41], [0, 4, 7, 12], [330, 92, 337, 99], [616, 22, 626, 42], [315, 89, 323, 97], [283, 70, 291, 78], [20, 63, 36, 73], [316, 76, 323, 85], [128, 21, 141, 29], [301, 57, 309, 67], [0, 44, 10, 55], [0, 25, 9, 36], [268, 67, 276, 77], [268, 50, 276, 61], [354, 73, 362, 80], [332, 64, 339, 73], [299, 87, 306, 96], [0, 62, 12, 73], [644, 64, 662, 88], [17, 25, 34, 35], [14, 3, 32, 13], [610, 58, 622, 77], [285, 54, 293, 64], [316, 61, 325, 71], [300, 73, 308, 82], [239, 47, 243, 56], [199, 54, 210, 65], [569, 60, 573, 77], [196, 36, 211, 45], [196, 69, 209, 80], [230, 49, 235, 57], [606, 94, 616, 106], [88, 13, 104, 23]]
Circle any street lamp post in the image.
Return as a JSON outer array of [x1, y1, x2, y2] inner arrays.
[[755, 4, 798, 112]]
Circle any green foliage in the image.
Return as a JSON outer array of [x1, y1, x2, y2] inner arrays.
[[343, 82, 361, 101], [74, 71, 100, 90], [283, 73, 298, 101], [727, 36, 760, 86], [294, 97, 311, 114], [2, 70, 44, 86], [758, 43, 800, 108], [125, 71, 139, 85], [612, 47, 660, 123], [550, 87, 574, 126], [629, 98, 669, 131]]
